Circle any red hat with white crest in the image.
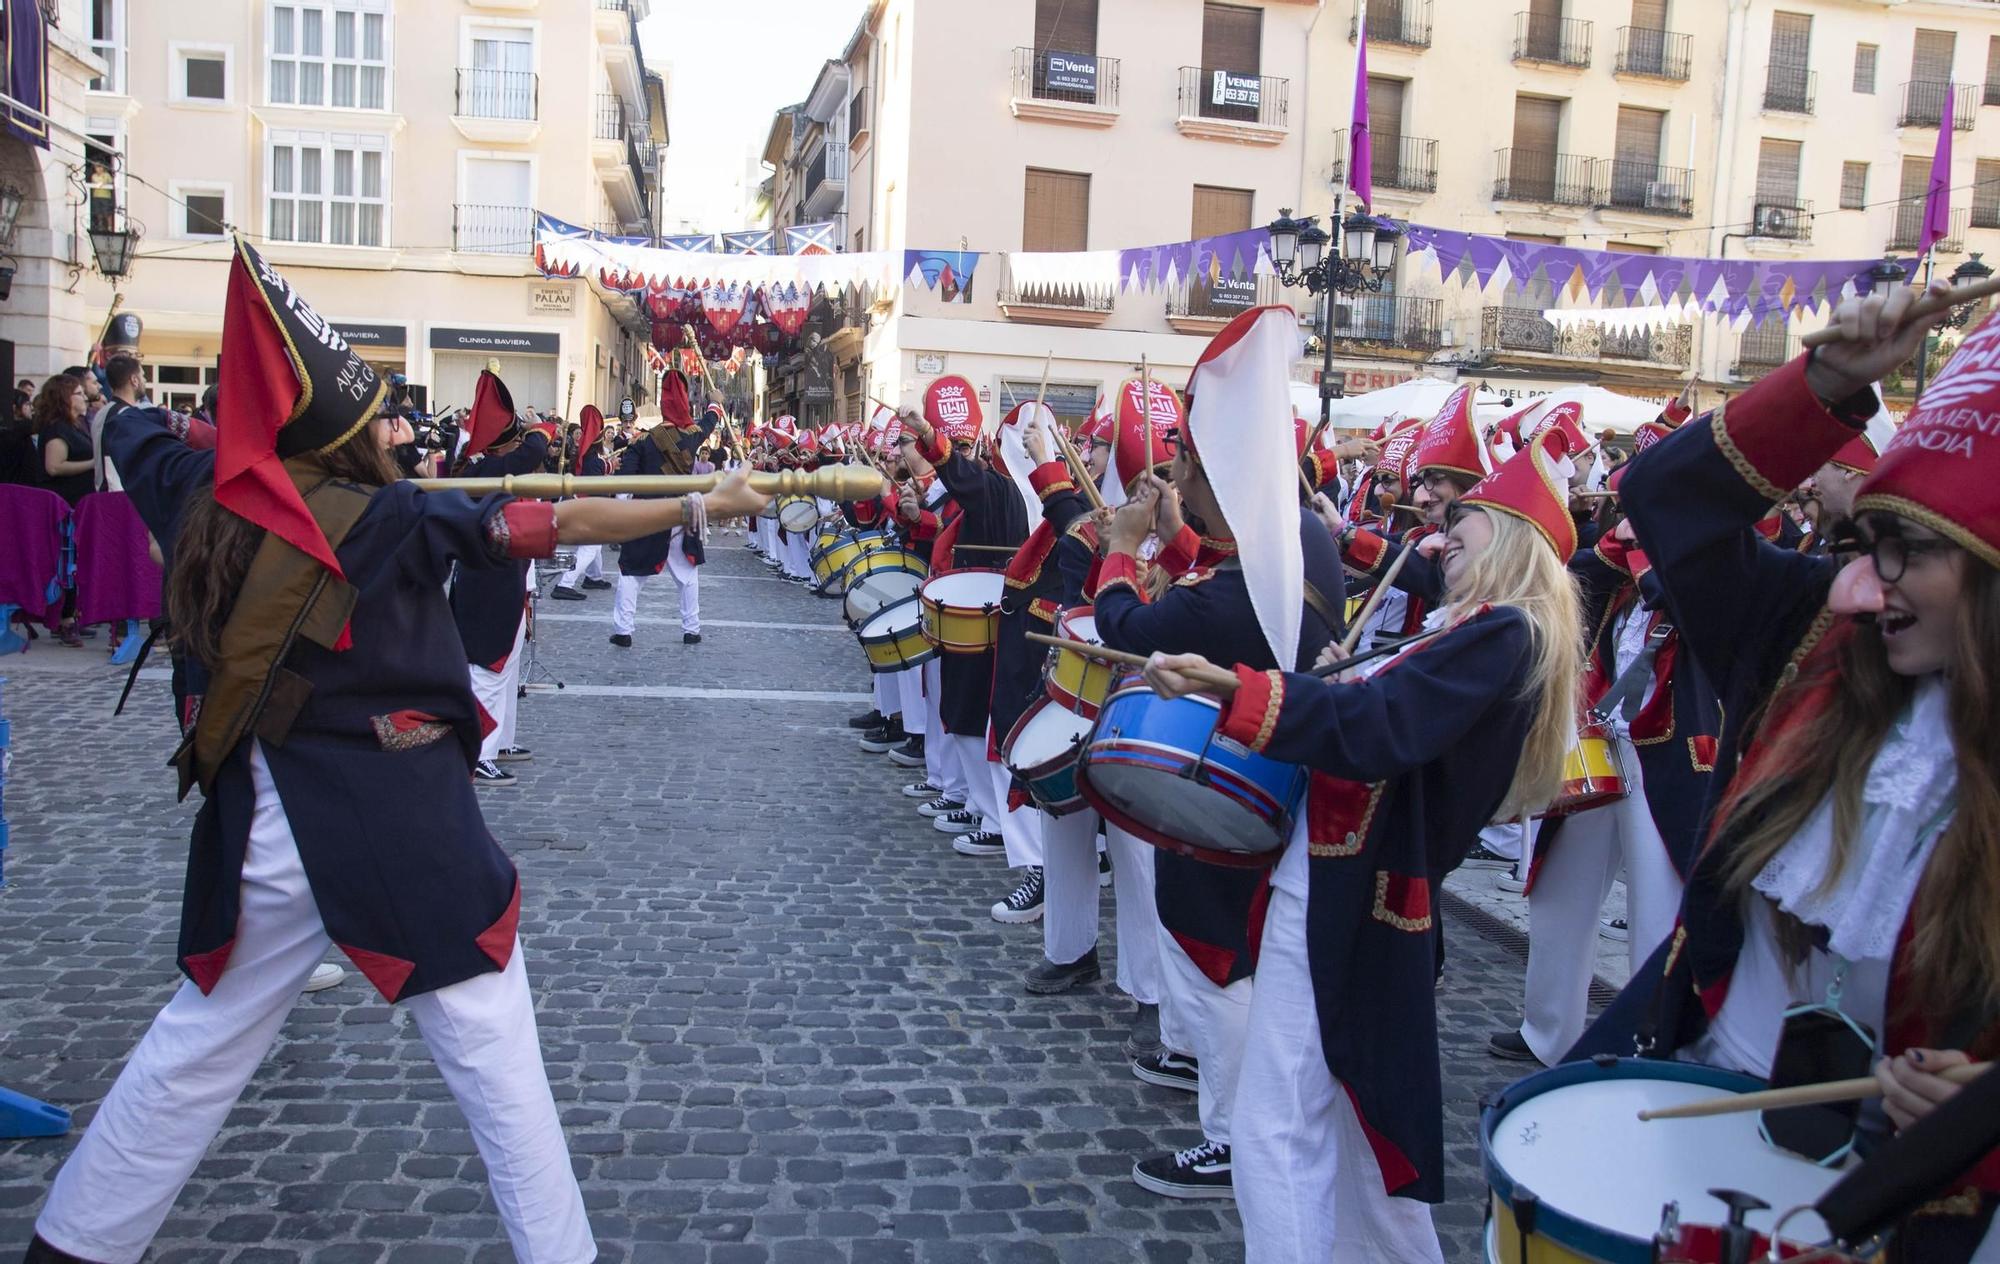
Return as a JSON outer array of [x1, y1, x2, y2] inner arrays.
[[1101, 376, 1182, 507], [1412, 385, 1493, 482], [1459, 431, 1579, 560], [923, 375, 981, 445]]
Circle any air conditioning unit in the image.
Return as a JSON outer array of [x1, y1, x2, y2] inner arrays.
[[1755, 205, 1796, 237], [1644, 181, 1683, 211]]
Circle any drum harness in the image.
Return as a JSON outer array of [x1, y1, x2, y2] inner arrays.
[[1589, 617, 1674, 727]]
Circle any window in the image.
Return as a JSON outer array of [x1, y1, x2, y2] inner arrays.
[[170, 183, 230, 238], [1987, 37, 2000, 107], [89, 0, 126, 93], [1754, 138, 1802, 206], [171, 45, 231, 104], [1766, 12, 1812, 108], [1893, 155, 1929, 245], [1034, 0, 1096, 55], [457, 154, 533, 254], [1853, 43, 1876, 94], [268, 132, 388, 246], [270, 2, 390, 111], [1199, 3, 1261, 120], [1839, 161, 1868, 210], [1187, 185, 1254, 316], [1023, 168, 1089, 251], [85, 128, 121, 232], [1973, 160, 2000, 229], [186, 56, 225, 99], [463, 26, 534, 120]]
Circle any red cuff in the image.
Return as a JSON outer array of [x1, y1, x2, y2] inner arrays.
[[1095, 551, 1144, 601], [917, 428, 949, 466], [1592, 532, 1632, 575], [1157, 525, 1200, 577], [1305, 449, 1337, 488], [914, 510, 941, 536], [1029, 460, 1076, 500], [1711, 354, 1867, 501], [1344, 528, 1388, 573], [501, 500, 558, 559], [1218, 664, 1285, 752], [1624, 546, 1652, 583]]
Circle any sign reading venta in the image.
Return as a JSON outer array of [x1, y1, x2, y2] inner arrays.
[[1210, 70, 1261, 110], [1042, 51, 1099, 96]]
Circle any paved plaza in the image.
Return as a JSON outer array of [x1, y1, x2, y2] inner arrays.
[[0, 538, 1560, 1263]]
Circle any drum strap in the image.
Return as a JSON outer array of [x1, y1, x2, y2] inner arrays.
[[1214, 558, 1341, 644], [1590, 622, 1673, 724]]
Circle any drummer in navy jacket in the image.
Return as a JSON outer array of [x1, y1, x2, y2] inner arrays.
[[1143, 421, 1583, 1258], [1090, 310, 1345, 1204]]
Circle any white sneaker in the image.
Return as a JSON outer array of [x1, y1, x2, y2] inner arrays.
[[902, 780, 941, 799], [304, 962, 345, 993]]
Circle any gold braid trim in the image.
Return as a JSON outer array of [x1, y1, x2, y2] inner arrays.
[[1706, 410, 1786, 504]]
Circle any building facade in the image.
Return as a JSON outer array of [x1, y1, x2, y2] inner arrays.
[[81, 0, 665, 416]]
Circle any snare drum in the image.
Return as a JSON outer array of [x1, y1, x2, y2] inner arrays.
[[843, 565, 927, 630], [1044, 607, 1114, 719], [919, 570, 1004, 654], [1078, 677, 1307, 867], [855, 595, 937, 674], [811, 527, 890, 587], [1001, 696, 1095, 816], [778, 495, 821, 534], [1537, 719, 1629, 820], [1482, 1059, 1840, 1264]]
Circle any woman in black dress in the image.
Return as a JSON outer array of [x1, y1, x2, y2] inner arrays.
[[33, 373, 94, 505]]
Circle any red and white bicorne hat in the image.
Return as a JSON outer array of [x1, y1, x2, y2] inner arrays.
[[768, 414, 797, 450], [1184, 306, 1306, 669], [1459, 431, 1579, 560], [1412, 384, 1494, 482], [996, 399, 1058, 532], [1077, 394, 1114, 447], [923, 375, 981, 445], [1853, 311, 2000, 568], [1101, 376, 1183, 508]]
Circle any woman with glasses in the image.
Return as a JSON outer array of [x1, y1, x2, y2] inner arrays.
[[1580, 278, 1999, 1261]]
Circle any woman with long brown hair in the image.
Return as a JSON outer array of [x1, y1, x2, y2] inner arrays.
[[32, 373, 93, 506], [1583, 278, 1999, 1261], [26, 243, 771, 1264]]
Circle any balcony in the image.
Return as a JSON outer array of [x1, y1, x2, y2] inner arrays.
[[454, 203, 533, 256], [1614, 26, 1691, 81], [1596, 160, 1694, 217], [1350, 1, 1432, 49], [997, 281, 1116, 328], [1175, 66, 1289, 145], [1327, 294, 1444, 350], [1010, 46, 1121, 127], [1890, 204, 1969, 253], [1750, 200, 1813, 243], [1732, 325, 1797, 378], [1331, 131, 1439, 196], [591, 94, 646, 225], [848, 88, 869, 149], [803, 140, 848, 218], [1481, 306, 1693, 369], [1513, 13, 1592, 69], [1762, 66, 1816, 115], [452, 67, 539, 143], [1166, 274, 1285, 333], [1493, 148, 1596, 207], [1898, 80, 1977, 131]]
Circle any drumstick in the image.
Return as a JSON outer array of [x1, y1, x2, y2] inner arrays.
[[1637, 1062, 1988, 1122], [1024, 632, 1239, 692], [1309, 626, 1446, 679], [1338, 539, 1418, 655], [1048, 407, 1106, 513], [1800, 274, 2000, 349], [950, 543, 1019, 553]]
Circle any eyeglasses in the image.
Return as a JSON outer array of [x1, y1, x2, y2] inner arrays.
[[1417, 471, 1452, 493], [1827, 524, 1959, 584]]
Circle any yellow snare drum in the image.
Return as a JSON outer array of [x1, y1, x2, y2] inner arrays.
[[842, 547, 929, 588], [811, 528, 890, 587], [855, 596, 936, 673], [1537, 721, 1628, 819], [919, 570, 1004, 654], [777, 495, 821, 534], [1044, 606, 1114, 719]]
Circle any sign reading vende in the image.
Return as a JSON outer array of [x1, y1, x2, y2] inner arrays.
[[1042, 51, 1099, 97], [1210, 70, 1261, 110]]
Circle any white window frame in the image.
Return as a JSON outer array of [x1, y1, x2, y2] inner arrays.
[[84, 118, 127, 231], [168, 180, 233, 240], [456, 17, 539, 120], [266, 0, 394, 113], [88, 0, 128, 95], [453, 149, 538, 254], [169, 42, 235, 108], [266, 129, 392, 248]]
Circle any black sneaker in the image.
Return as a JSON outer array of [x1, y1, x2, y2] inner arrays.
[[919, 796, 966, 818], [1132, 1050, 1200, 1093], [1123, 1003, 1163, 1060], [472, 760, 516, 787], [902, 780, 941, 800], [581, 577, 613, 590], [932, 807, 981, 833], [1462, 843, 1513, 869], [889, 735, 925, 768], [550, 585, 586, 602], [683, 632, 702, 645], [1025, 947, 1099, 994], [609, 633, 633, 648], [496, 746, 533, 763], [849, 708, 886, 730], [954, 831, 1005, 859], [859, 718, 904, 753], [991, 866, 1044, 920], [1098, 850, 1113, 888], [1132, 1141, 1234, 1200], [1488, 1030, 1541, 1062]]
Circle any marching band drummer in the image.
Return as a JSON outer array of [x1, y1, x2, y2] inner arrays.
[[1144, 430, 1583, 1261], [1576, 280, 2000, 1262], [1092, 309, 1347, 1203], [27, 242, 774, 1264], [550, 404, 614, 602]]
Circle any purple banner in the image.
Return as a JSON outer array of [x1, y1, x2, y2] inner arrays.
[[3, 0, 48, 149]]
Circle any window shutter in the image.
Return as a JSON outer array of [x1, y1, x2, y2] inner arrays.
[[1512, 96, 1562, 153], [1853, 44, 1876, 94], [1839, 162, 1868, 210], [1973, 160, 2000, 227], [1753, 139, 1801, 205], [1629, 0, 1667, 30], [1911, 29, 1955, 82], [1190, 186, 1253, 239], [1034, 0, 1097, 55], [1023, 168, 1089, 252], [1201, 3, 1261, 75], [1987, 37, 2000, 105], [1769, 12, 1812, 64], [1367, 76, 1405, 146], [1613, 106, 1663, 165]]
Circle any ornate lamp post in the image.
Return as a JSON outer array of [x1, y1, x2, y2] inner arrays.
[[1265, 206, 1401, 440]]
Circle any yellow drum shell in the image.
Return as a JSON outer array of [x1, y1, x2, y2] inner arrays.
[[844, 548, 929, 586], [1485, 1196, 1599, 1263], [1045, 609, 1113, 718], [856, 596, 936, 673], [1537, 731, 1629, 820], [812, 531, 889, 585], [919, 571, 1004, 654]]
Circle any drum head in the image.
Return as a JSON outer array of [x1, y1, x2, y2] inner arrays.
[[1084, 761, 1280, 856], [922, 570, 1005, 607], [845, 568, 925, 626], [1058, 609, 1099, 644], [1007, 699, 1092, 769], [858, 594, 924, 638]]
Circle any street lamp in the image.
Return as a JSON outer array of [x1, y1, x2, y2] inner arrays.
[[0, 183, 25, 246], [88, 222, 139, 279], [1265, 204, 1402, 445], [1944, 253, 1994, 328]]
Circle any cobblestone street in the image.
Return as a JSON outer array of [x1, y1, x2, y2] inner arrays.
[[0, 538, 1543, 1263]]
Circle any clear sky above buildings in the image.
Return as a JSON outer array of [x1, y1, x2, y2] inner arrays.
[[642, 0, 873, 234]]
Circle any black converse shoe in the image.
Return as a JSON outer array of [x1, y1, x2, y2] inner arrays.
[[901, 780, 941, 800], [1132, 1049, 1200, 1093], [953, 831, 1005, 859], [990, 866, 1044, 920], [1488, 1030, 1541, 1062], [1132, 1141, 1234, 1200], [1098, 849, 1113, 887], [472, 759, 516, 787], [919, 795, 966, 818], [859, 718, 905, 753], [888, 734, 926, 767], [496, 746, 533, 763], [1462, 843, 1513, 869], [932, 808, 982, 834], [848, 708, 885, 730]]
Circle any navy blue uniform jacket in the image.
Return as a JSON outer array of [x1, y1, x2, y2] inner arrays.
[[919, 432, 1029, 738], [449, 430, 549, 667]]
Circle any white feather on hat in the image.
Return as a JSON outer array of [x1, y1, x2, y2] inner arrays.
[[997, 400, 1055, 535]]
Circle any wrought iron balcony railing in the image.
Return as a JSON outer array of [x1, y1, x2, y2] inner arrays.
[[1614, 26, 1691, 80], [1330, 131, 1438, 194], [1514, 13, 1592, 68], [1350, 1, 1432, 49], [1011, 46, 1122, 109], [1493, 148, 1596, 207]]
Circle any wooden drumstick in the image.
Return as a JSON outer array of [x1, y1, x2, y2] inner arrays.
[[1799, 274, 2000, 349], [1024, 632, 1239, 692], [1338, 539, 1418, 656], [1637, 1062, 1988, 1121]]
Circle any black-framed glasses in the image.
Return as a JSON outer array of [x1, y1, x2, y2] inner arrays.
[[1417, 470, 1453, 493], [1826, 522, 1959, 584]]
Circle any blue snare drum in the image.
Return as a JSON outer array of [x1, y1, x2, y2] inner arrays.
[[1077, 676, 1306, 867]]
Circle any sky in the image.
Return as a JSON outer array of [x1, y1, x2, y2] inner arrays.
[[640, 0, 874, 235]]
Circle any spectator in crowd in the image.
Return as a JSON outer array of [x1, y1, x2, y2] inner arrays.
[[91, 354, 145, 491], [0, 392, 33, 484], [16, 376, 32, 397], [35, 373, 95, 506]]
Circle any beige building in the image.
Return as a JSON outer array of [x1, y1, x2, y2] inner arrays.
[[763, 0, 1319, 425], [80, 0, 666, 416]]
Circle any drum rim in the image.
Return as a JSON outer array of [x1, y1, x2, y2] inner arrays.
[[857, 593, 926, 638], [1002, 695, 1092, 773], [1478, 1058, 1774, 1264], [921, 568, 1008, 604]]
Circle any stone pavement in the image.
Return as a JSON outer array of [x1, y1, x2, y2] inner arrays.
[[0, 533, 1563, 1263]]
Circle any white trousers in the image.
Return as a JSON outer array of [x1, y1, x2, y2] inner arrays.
[[612, 538, 699, 638], [1157, 925, 1253, 1146], [923, 659, 959, 796], [783, 532, 812, 579], [1105, 825, 1163, 1004], [1521, 735, 1683, 1064], [1233, 887, 1445, 1264], [946, 733, 995, 828], [35, 745, 593, 1264], [990, 754, 1044, 870], [557, 544, 603, 588], [873, 670, 899, 718], [1041, 809, 1102, 966], [470, 614, 526, 762], [897, 666, 927, 738]]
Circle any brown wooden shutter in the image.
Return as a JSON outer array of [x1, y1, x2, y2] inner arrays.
[[1912, 29, 1955, 82], [1512, 96, 1561, 153], [1528, 0, 1563, 21], [1987, 36, 2000, 104], [1035, 0, 1097, 55], [1770, 12, 1811, 64], [1605, 241, 1660, 254], [1201, 3, 1261, 74], [1368, 76, 1405, 145], [1853, 44, 1877, 93], [1023, 168, 1089, 252], [1629, 0, 1667, 30], [1754, 140, 1801, 205], [1614, 107, 1663, 165], [1190, 185, 1253, 238], [1839, 161, 1869, 209], [1896, 155, 1930, 244], [1973, 160, 2000, 227]]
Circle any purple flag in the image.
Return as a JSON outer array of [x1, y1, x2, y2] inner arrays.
[[1349, 16, 1371, 209], [1919, 84, 1954, 254], [2, 0, 49, 149]]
